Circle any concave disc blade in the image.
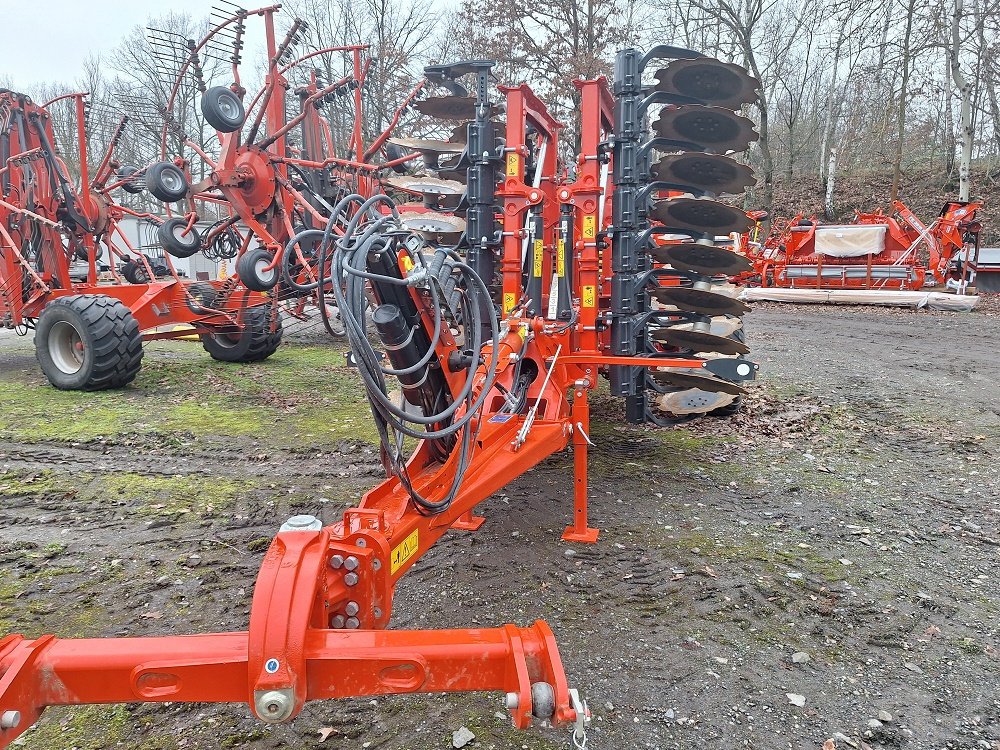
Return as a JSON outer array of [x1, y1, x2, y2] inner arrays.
[[653, 58, 760, 109], [650, 198, 753, 236], [650, 285, 750, 316], [398, 210, 466, 234], [651, 327, 750, 355], [385, 176, 466, 196], [651, 369, 746, 395], [652, 106, 758, 153], [655, 388, 736, 415], [649, 242, 752, 275], [387, 137, 465, 154], [651, 153, 755, 195]]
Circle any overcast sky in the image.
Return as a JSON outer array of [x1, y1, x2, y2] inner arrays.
[[5, 0, 226, 90]]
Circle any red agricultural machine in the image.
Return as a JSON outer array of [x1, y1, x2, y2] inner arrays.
[[0, 15, 763, 747], [743, 199, 983, 292], [0, 85, 283, 390]]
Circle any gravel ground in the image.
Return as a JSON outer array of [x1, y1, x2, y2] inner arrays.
[[1, 299, 999, 750]]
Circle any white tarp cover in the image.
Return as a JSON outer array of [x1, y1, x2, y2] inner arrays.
[[814, 225, 887, 257], [739, 288, 979, 312]]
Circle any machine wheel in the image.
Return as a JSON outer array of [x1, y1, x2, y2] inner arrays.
[[146, 162, 189, 203], [117, 166, 144, 194], [185, 282, 218, 314], [237, 246, 279, 291], [158, 218, 201, 258], [121, 260, 150, 284], [35, 295, 143, 390], [201, 86, 246, 133], [201, 304, 282, 362]]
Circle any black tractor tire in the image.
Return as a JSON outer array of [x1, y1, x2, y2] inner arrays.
[[121, 260, 150, 284], [202, 86, 246, 133], [118, 166, 144, 194], [185, 282, 219, 315], [201, 304, 282, 363], [159, 218, 202, 258], [35, 295, 143, 390], [385, 142, 411, 174], [237, 246, 280, 291], [146, 162, 189, 203]]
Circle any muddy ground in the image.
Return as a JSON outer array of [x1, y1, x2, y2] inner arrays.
[[1, 302, 998, 750]]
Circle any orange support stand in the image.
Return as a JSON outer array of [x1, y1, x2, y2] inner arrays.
[[562, 384, 599, 543], [451, 509, 486, 531]]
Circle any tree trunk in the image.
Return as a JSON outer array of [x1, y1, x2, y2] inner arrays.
[[950, 0, 973, 202], [944, 53, 956, 174], [824, 147, 837, 220], [889, 0, 916, 204]]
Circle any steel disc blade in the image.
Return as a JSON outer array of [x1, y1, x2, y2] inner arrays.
[[651, 327, 750, 355], [656, 388, 736, 415], [652, 106, 758, 153], [387, 137, 465, 154], [651, 198, 753, 235], [653, 58, 761, 109], [385, 176, 466, 196], [415, 97, 497, 120], [650, 285, 750, 315], [651, 153, 755, 195], [398, 210, 466, 233], [651, 369, 746, 395], [649, 242, 752, 275]]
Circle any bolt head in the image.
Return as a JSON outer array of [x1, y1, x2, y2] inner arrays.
[[345, 616, 360, 629], [329, 554, 344, 569], [344, 556, 359, 571], [344, 572, 359, 586], [330, 614, 346, 629], [345, 601, 360, 616]]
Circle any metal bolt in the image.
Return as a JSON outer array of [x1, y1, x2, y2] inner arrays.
[[279, 515, 322, 532], [344, 572, 359, 586], [504, 692, 519, 709], [1, 711, 21, 730], [255, 690, 293, 722], [345, 601, 360, 616], [344, 556, 359, 571], [330, 614, 346, 629], [329, 554, 344, 570], [374, 607, 383, 619], [345, 616, 360, 629], [355, 539, 366, 548], [372, 558, 382, 571]]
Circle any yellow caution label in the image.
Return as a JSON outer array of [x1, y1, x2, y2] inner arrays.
[[556, 239, 565, 277], [582, 215, 596, 239], [390, 529, 419, 574], [532, 240, 543, 277], [400, 254, 414, 272], [582, 285, 596, 307], [506, 153, 520, 177], [503, 292, 517, 314]]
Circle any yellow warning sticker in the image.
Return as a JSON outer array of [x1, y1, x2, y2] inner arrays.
[[556, 239, 565, 276], [582, 285, 596, 307], [582, 215, 596, 239], [506, 153, 520, 177], [390, 529, 419, 574], [503, 292, 517, 314], [532, 240, 544, 277], [400, 254, 414, 272]]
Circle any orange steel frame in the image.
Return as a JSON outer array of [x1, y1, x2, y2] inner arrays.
[[749, 200, 983, 291], [0, 79, 734, 745]]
